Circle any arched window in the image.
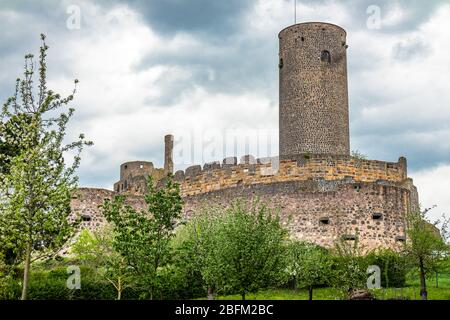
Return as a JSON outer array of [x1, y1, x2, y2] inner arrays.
[[321, 50, 331, 63]]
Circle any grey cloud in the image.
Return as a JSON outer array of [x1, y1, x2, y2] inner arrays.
[[392, 38, 430, 61], [119, 0, 254, 37]]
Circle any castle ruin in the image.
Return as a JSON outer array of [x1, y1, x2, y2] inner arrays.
[[71, 22, 419, 252]]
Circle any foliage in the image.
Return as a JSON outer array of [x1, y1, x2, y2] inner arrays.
[[351, 150, 368, 160], [284, 241, 331, 300], [101, 175, 183, 299], [71, 228, 134, 300], [190, 199, 288, 300], [157, 224, 206, 300], [404, 207, 449, 300], [0, 34, 92, 299], [365, 249, 408, 288], [329, 236, 368, 299]]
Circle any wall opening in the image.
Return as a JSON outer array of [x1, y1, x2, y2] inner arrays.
[[372, 213, 383, 220], [279, 58, 284, 69], [321, 50, 331, 63], [319, 217, 330, 225], [342, 234, 356, 241], [81, 214, 92, 222], [395, 236, 406, 242], [124, 165, 128, 170]]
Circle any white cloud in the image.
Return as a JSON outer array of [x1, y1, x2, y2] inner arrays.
[[412, 165, 450, 223]]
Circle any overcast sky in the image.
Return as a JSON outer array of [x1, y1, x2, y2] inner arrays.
[[1, 0, 449, 221]]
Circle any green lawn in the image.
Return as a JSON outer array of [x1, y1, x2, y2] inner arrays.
[[208, 274, 450, 300]]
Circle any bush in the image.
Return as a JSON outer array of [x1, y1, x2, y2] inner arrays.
[[365, 249, 408, 288]]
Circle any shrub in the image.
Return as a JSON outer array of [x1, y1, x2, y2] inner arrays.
[[365, 249, 408, 288]]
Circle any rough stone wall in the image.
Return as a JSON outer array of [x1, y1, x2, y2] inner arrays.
[[70, 188, 146, 232], [182, 179, 410, 252], [175, 155, 407, 197], [279, 22, 350, 159], [113, 161, 165, 195]]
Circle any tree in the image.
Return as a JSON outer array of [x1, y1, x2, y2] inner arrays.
[[329, 236, 368, 299], [285, 241, 331, 300], [404, 207, 449, 300], [0, 34, 92, 300], [71, 228, 133, 300], [191, 199, 287, 300], [101, 175, 183, 299]]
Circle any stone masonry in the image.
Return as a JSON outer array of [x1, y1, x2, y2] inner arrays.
[[71, 22, 419, 252]]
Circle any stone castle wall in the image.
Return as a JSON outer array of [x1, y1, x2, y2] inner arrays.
[[182, 179, 411, 252], [70, 188, 146, 232], [174, 155, 408, 197]]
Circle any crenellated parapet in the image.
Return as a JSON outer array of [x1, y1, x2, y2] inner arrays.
[[174, 155, 409, 197]]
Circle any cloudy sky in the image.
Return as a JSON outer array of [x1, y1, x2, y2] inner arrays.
[[0, 0, 449, 221]]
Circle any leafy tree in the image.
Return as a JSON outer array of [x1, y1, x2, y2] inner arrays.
[[285, 241, 331, 300], [0, 34, 92, 300], [329, 236, 368, 299], [101, 175, 183, 299], [71, 228, 133, 300], [404, 207, 449, 300], [191, 200, 287, 300]]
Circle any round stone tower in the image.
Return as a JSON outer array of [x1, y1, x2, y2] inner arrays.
[[279, 22, 350, 160]]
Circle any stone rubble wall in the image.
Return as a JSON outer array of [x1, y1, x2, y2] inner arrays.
[[182, 179, 411, 252]]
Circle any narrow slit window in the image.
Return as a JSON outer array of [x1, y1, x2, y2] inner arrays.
[[319, 217, 330, 225]]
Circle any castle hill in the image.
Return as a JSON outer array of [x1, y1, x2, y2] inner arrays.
[[0, 1, 449, 309]]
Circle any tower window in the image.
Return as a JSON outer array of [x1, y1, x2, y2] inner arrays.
[[301, 36, 305, 42], [279, 58, 284, 69], [321, 50, 331, 63]]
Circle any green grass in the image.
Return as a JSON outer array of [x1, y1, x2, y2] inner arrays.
[[207, 274, 450, 300]]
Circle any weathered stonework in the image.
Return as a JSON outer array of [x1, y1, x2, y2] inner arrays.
[[279, 22, 350, 159], [70, 22, 420, 253]]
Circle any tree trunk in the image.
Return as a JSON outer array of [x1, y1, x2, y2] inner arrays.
[[117, 278, 122, 300], [419, 258, 427, 300], [207, 287, 214, 300], [308, 285, 313, 301], [21, 241, 32, 300], [435, 272, 439, 288], [242, 292, 246, 300]]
